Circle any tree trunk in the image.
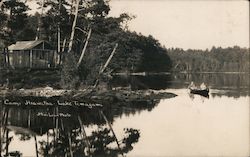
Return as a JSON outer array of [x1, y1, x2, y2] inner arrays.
[[57, 0, 61, 66], [67, 0, 80, 53], [57, 25, 60, 52], [93, 43, 118, 88], [60, 38, 67, 65], [100, 43, 118, 74], [35, 0, 45, 40], [6, 46, 10, 68], [77, 28, 92, 67], [62, 38, 67, 52], [3, 48, 7, 68]]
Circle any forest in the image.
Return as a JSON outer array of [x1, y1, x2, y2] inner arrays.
[[167, 46, 249, 73], [0, 0, 172, 88]]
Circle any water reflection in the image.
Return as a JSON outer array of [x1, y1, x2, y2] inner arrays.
[[0, 97, 159, 157]]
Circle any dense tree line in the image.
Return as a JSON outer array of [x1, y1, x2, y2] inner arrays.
[[167, 46, 249, 72], [0, 0, 172, 88]]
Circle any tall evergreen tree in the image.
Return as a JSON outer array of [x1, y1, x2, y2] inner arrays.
[[1, 0, 29, 44]]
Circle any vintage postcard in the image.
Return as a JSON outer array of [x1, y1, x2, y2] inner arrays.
[[0, 0, 249, 157]]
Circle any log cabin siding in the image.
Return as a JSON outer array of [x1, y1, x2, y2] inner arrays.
[[5, 40, 58, 69]]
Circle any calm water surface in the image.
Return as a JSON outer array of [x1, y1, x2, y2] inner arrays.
[[0, 73, 249, 157], [115, 89, 249, 157]]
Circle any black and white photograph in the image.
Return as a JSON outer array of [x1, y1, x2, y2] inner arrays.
[[0, 0, 249, 156]]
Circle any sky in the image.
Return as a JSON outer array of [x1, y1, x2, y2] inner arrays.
[[27, 0, 249, 50], [109, 0, 249, 50]]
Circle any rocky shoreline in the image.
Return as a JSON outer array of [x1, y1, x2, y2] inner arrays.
[[0, 86, 177, 105]]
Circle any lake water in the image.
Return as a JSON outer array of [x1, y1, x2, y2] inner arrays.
[[0, 73, 249, 157]]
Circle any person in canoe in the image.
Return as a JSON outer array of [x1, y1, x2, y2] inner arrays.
[[188, 81, 196, 90], [188, 82, 209, 97], [200, 82, 207, 90]]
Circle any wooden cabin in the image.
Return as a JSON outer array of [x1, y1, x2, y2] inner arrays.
[[7, 40, 58, 69]]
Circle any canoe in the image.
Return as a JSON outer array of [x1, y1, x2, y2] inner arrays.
[[190, 88, 209, 97]]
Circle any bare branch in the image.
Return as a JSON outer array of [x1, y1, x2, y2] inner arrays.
[[75, 26, 88, 34]]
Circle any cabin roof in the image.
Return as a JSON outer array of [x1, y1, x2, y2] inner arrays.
[[8, 40, 46, 51]]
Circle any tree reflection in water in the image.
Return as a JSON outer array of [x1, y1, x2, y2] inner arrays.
[[39, 126, 139, 157], [0, 98, 158, 157]]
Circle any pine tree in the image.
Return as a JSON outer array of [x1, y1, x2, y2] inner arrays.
[[1, 0, 29, 44]]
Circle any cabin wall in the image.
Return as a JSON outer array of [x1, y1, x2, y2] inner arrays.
[[8, 49, 57, 69], [9, 50, 30, 68], [2, 41, 58, 69], [31, 49, 57, 68]]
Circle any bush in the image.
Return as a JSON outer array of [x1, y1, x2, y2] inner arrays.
[[60, 53, 80, 89]]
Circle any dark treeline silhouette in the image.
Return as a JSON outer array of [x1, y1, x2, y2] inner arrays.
[[110, 75, 172, 90], [167, 46, 249, 72]]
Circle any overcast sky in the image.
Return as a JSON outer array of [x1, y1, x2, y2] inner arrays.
[[109, 0, 249, 50], [27, 0, 249, 50]]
